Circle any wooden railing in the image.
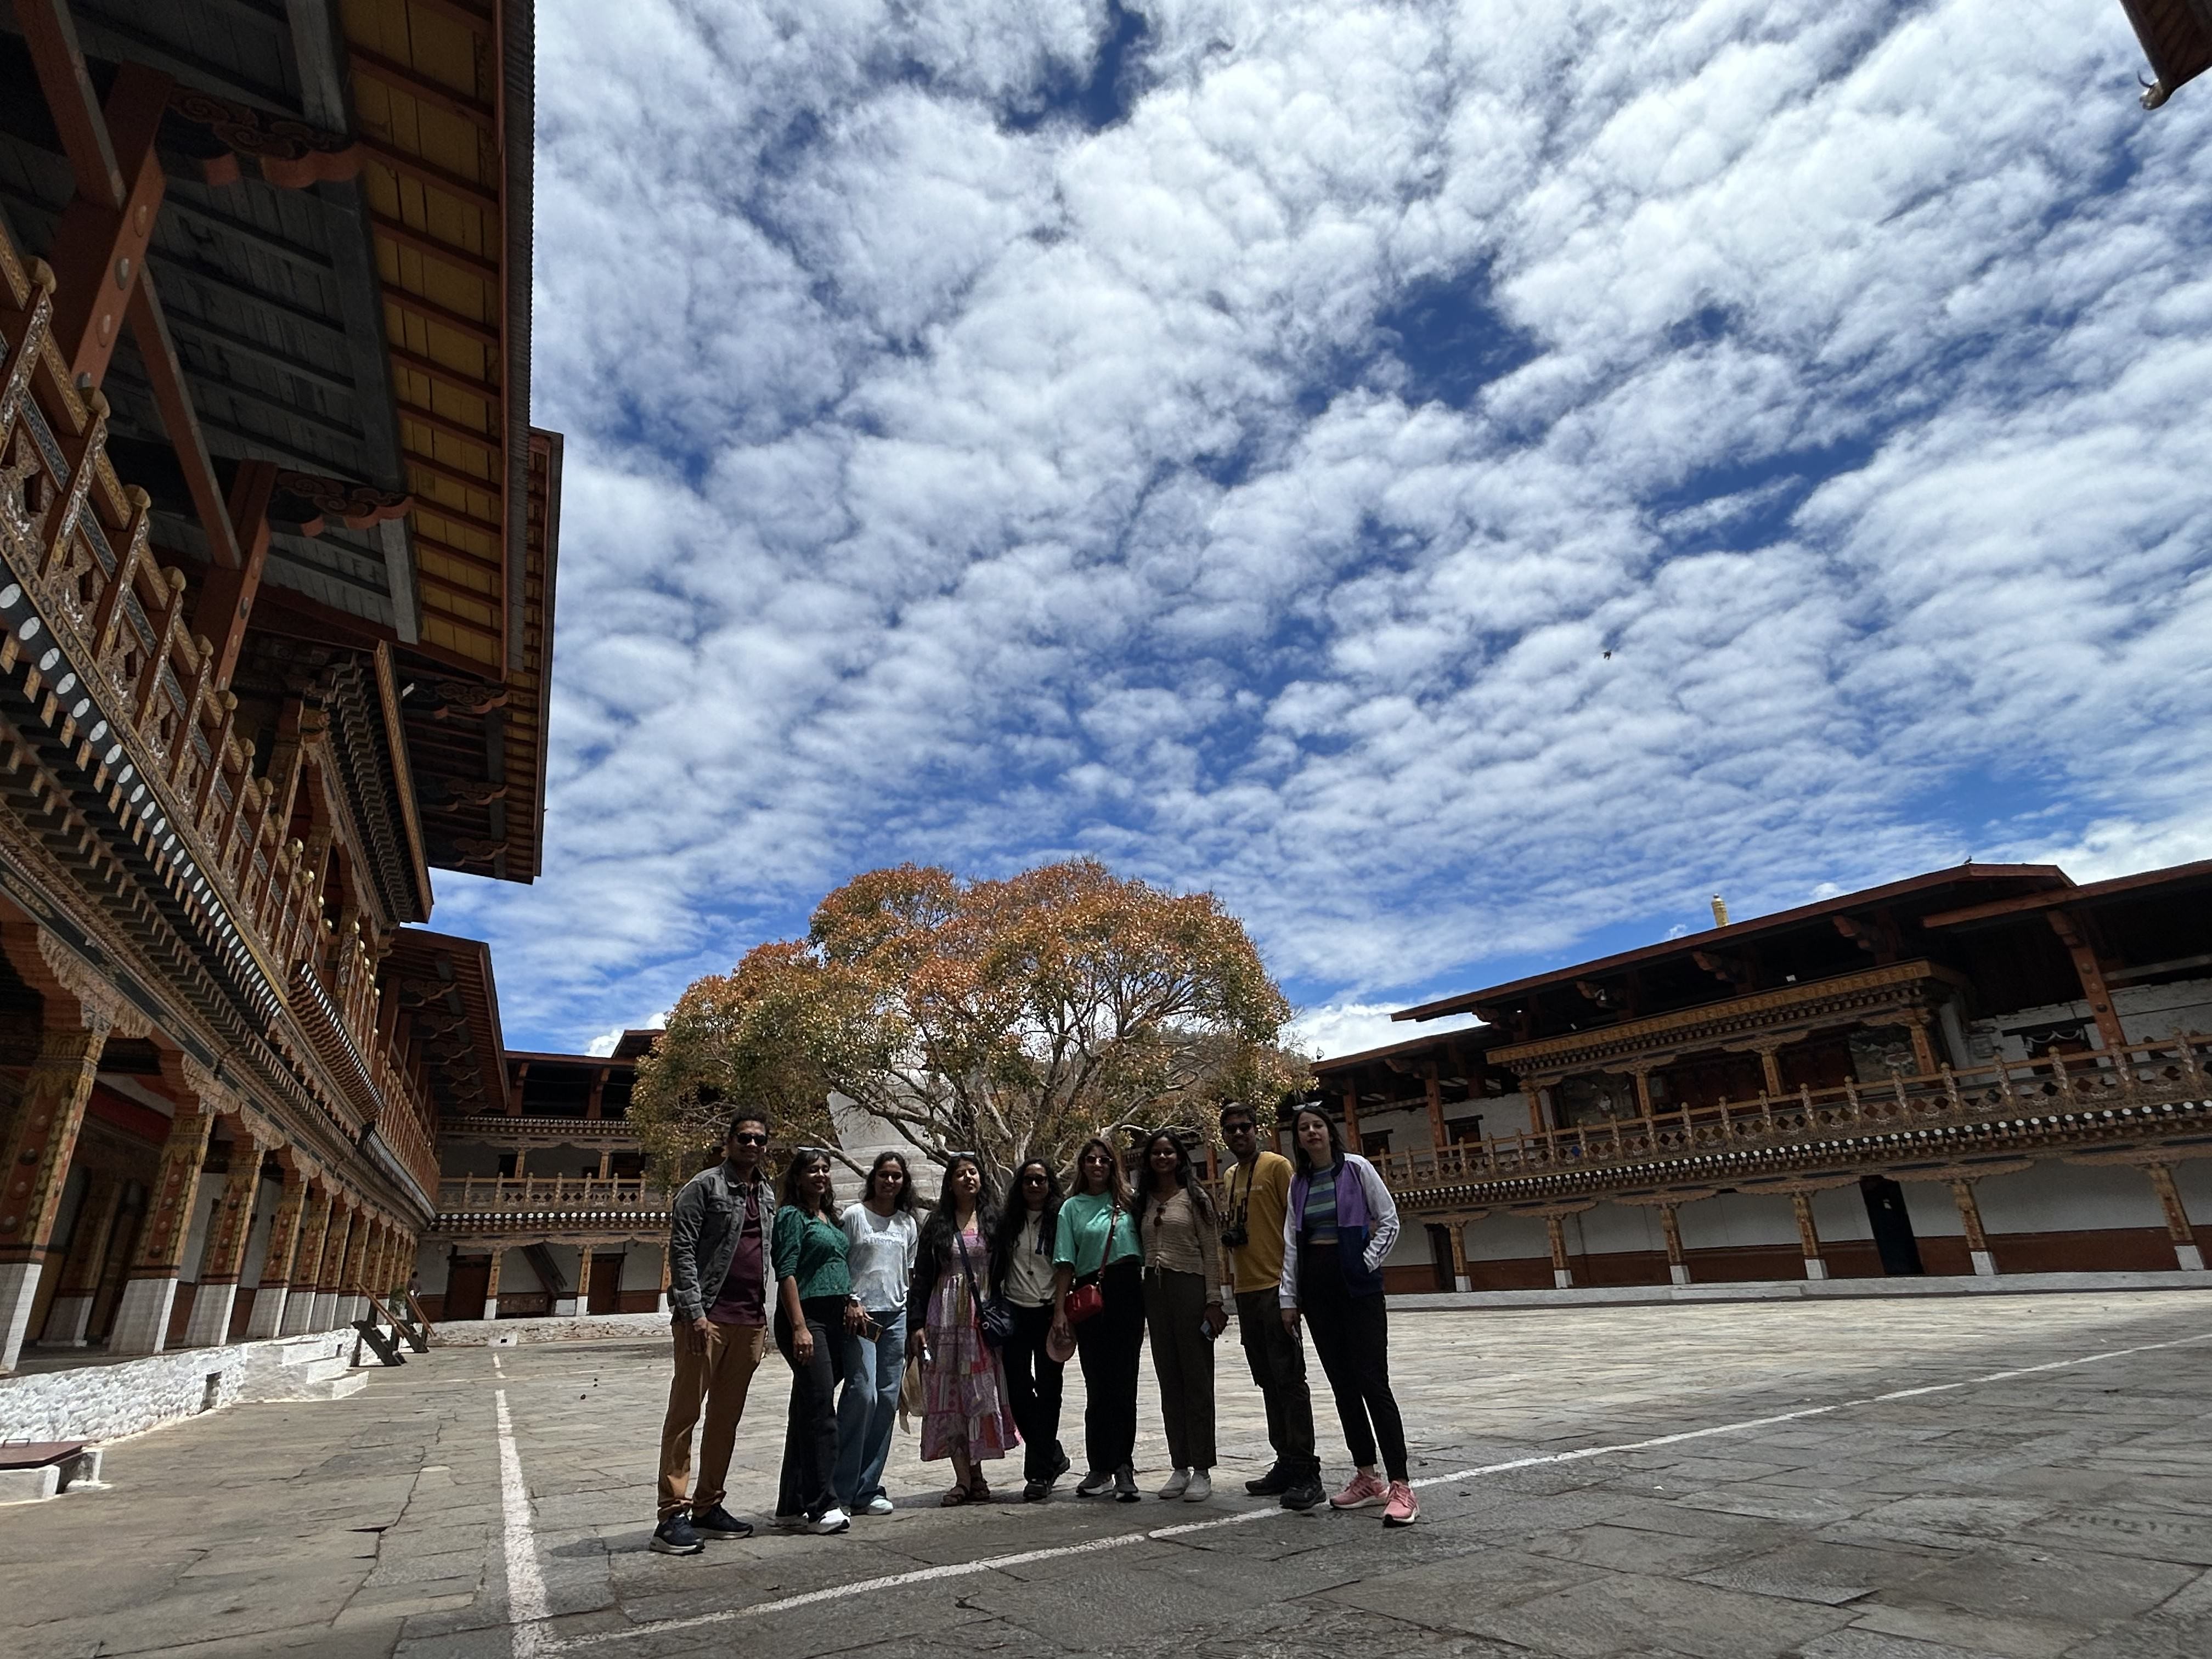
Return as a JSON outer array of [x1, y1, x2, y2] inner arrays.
[[0, 228, 421, 1155], [435, 1175, 656, 1214], [1373, 1033, 2212, 1197]]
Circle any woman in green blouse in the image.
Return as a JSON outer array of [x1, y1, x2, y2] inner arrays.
[[1051, 1135, 1145, 1502], [772, 1148, 863, 1533]]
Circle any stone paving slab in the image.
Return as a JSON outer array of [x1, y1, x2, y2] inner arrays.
[[3, 1293, 2211, 1657]]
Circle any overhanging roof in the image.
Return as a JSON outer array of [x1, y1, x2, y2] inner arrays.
[[1920, 858, 2212, 930], [1394, 864, 2069, 1024], [390, 924, 509, 1115]]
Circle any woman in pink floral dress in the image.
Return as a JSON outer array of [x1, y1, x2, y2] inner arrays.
[[905, 1154, 1021, 1503]]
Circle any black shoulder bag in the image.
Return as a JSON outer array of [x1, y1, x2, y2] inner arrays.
[[953, 1228, 1013, 1350]]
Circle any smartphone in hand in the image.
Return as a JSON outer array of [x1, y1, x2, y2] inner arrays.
[[1197, 1314, 1220, 1341]]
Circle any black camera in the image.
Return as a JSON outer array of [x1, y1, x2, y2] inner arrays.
[[1220, 1220, 1249, 1250]]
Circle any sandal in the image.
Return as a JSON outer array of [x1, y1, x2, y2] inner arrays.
[[940, 1483, 970, 1506], [968, 1476, 991, 1504]]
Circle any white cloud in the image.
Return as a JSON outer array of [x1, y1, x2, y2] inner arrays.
[[446, 0, 2212, 1049]]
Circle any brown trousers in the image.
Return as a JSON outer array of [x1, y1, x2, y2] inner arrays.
[[1145, 1267, 1217, 1470], [658, 1319, 767, 1517]]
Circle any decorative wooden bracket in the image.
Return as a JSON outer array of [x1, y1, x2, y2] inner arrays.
[[271, 470, 413, 537], [163, 88, 365, 190]]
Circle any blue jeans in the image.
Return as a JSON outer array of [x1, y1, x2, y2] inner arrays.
[[834, 1307, 905, 1505]]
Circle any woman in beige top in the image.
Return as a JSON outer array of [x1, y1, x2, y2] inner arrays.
[[1130, 1128, 1226, 1500]]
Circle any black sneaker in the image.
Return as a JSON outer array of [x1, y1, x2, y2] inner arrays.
[[690, 1504, 753, 1539], [1245, 1463, 1291, 1497], [1074, 1468, 1115, 1498], [1114, 1462, 1140, 1503], [650, 1513, 704, 1555], [1279, 1476, 1327, 1511], [1022, 1478, 1049, 1502]]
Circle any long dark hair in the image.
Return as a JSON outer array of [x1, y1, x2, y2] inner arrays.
[[1290, 1105, 1347, 1176], [778, 1147, 836, 1217], [990, 1155, 1062, 1283], [1128, 1128, 1217, 1228], [1068, 1135, 1130, 1207], [862, 1150, 915, 1213], [912, 1153, 998, 1310]]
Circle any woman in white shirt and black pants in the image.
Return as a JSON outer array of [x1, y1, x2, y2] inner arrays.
[[836, 1152, 919, 1515], [991, 1155, 1073, 1501]]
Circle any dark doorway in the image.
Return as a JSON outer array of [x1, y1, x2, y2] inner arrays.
[[444, 1255, 491, 1321], [586, 1254, 622, 1314], [1424, 1224, 1454, 1291], [1860, 1176, 1923, 1276]]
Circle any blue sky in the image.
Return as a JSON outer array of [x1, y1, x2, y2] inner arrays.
[[430, 0, 2212, 1057]]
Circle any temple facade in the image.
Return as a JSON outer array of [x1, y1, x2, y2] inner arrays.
[[1324, 860, 2212, 1295], [411, 1029, 669, 1323], [0, 0, 556, 1377]]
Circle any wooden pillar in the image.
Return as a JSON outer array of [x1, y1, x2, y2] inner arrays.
[[587, 1067, 606, 1120], [574, 1245, 594, 1316], [182, 1130, 268, 1348], [1900, 1010, 1938, 1077], [110, 1098, 215, 1355], [1790, 1192, 1827, 1282], [1446, 1217, 1470, 1293], [2143, 1163, 2204, 1271], [311, 1199, 353, 1330], [1423, 1066, 1446, 1152], [1948, 1180, 1995, 1277], [282, 1185, 334, 1333], [1659, 1203, 1688, 1286], [2048, 912, 2129, 1056], [1340, 1085, 1362, 1148], [248, 1162, 308, 1338], [38, 1170, 124, 1347], [597, 1148, 612, 1179], [339, 1204, 373, 1320], [484, 1245, 505, 1319], [1629, 1065, 1656, 1119], [1757, 1045, 1785, 1098], [0, 1016, 110, 1371], [1545, 1215, 1571, 1289]]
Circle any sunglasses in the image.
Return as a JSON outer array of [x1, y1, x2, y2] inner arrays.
[[1021, 1172, 1050, 1184], [730, 1132, 768, 1146]]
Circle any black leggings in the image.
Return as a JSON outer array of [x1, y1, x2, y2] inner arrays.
[[774, 1296, 849, 1518], [1072, 1258, 1144, 1474], [1002, 1301, 1066, 1481], [1300, 1244, 1408, 1483]]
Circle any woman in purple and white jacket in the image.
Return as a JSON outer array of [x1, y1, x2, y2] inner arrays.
[[1279, 1103, 1417, 1526]]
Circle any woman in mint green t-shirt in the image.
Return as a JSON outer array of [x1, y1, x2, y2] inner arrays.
[[1050, 1135, 1144, 1502]]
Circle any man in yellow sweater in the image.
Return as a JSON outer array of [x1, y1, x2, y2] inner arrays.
[[1218, 1102, 1322, 1510]]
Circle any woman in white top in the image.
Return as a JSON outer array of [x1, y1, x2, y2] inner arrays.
[[835, 1152, 919, 1514], [989, 1156, 1072, 1501]]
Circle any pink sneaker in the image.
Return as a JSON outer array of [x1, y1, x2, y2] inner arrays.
[[1383, 1480, 1419, 1527], [1329, 1471, 1387, 1510]]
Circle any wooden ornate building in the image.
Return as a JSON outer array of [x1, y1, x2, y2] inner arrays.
[[409, 1022, 667, 1325], [1323, 861, 2212, 1295], [0, 0, 558, 1374]]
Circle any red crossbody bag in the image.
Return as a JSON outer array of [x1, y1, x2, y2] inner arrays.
[[1063, 1201, 1121, 1325]]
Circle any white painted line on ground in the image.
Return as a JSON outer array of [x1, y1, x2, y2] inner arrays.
[[495, 1389, 551, 1659], [505, 1327, 2212, 1655], [493, 1352, 505, 1376]]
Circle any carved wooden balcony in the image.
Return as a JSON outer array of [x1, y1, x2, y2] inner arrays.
[[0, 229, 434, 1194], [1375, 1033, 2212, 1211]]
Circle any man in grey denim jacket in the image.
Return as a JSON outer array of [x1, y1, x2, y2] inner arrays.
[[653, 1111, 777, 1555]]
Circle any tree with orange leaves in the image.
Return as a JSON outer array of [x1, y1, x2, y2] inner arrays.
[[630, 859, 1304, 1184]]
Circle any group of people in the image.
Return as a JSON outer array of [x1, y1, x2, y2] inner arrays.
[[652, 1099, 1420, 1555]]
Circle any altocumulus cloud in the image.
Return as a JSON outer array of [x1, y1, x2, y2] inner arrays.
[[427, 0, 2212, 1054]]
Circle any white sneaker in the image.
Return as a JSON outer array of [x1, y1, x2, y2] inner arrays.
[[1182, 1470, 1212, 1502], [809, 1506, 850, 1534], [1156, 1468, 1190, 1500], [864, 1495, 894, 1515]]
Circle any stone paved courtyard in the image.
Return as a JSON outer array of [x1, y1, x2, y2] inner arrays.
[[5, 1291, 2212, 1658]]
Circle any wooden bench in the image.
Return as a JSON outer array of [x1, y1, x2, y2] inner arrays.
[[0, 1440, 104, 1503]]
